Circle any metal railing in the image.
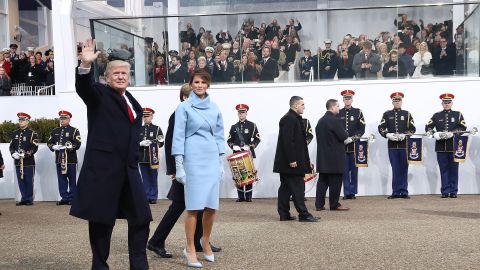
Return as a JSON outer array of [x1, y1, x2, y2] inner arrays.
[[10, 84, 56, 96]]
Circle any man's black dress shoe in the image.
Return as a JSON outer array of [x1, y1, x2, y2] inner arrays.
[[245, 198, 252, 202], [147, 243, 173, 258], [195, 243, 222, 252], [449, 194, 457, 198], [351, 195, 357, 199], [16, 201, 25, 206], [236, 199, 244, 202], [316, 207, 326, 211], [400, 194, 411, 199], [280, 216, 296, 221], [387, 195, 399, 199], [149, 200, 157, 204], [25, 202, 33, 206], [56, 200, 68, 205], [441, 194, 449, 198], [299, 216, 320, 222]]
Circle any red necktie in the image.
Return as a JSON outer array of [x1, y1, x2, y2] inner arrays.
[[126, 104, 134, 123], [122, 94, 135, 123]]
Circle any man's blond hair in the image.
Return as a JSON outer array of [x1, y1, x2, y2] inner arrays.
[[105, 60, 131, 76]]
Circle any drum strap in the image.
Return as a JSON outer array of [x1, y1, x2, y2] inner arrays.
[[235, 124, 246, 146]]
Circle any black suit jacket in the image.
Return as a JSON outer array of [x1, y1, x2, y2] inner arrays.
[[273, 109, 311, 175], [164, 111, 185, 202], [432, 45, 456, 76], [259, 58, 279, 82], [315, 111, 349, 174], [213, 61, 234, 82], [70, 68, 152, 225]]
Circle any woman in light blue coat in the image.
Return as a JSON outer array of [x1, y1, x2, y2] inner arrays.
[[172, 69, 225, 267]]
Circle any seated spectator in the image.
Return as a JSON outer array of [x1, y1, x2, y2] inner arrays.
[[26, 55, 43, 87], [352, 41, 381, 79], [266, 19, 281, 41], [196, 27, 206, 47], [185, 59, 197, 83], [204, 47, 215, 74], [216, 30, 233, 44], [412, 42, 433, 78], [213, 50, 234, 83], [398, 43, 415, 77], [258, 46, 279, 82], [299, 49, 314, 81], [337, 50, 354, 79], [0, 51, 11, 76], [168, 55, 186, 84], [153, 56, 167, 85], [432, 37, 456, 76], [0, 67, 12, 96], [382, 49, 407, 78], [243, 53, 261, 82], [229, 41, 241, 62]]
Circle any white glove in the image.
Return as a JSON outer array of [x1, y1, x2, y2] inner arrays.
[[433, 132, 442, 140], [59, 146, 67, 150], [444, 132, 454, 139], [242, 145, 250, 151], [139, 140, 151, 147], [397, 134, 406, 141], [219, 155, 225, 180], [344, 137, 354, 145], [12, 152, 20, 160], [66, 143, 73, 149], [52, 145, 62, 151], [233, 145, 241, 151], [18, 152, 25, 158], [386, 133, 398, 141], [174, 155, 186, 185], [425, 130, 433, 138]]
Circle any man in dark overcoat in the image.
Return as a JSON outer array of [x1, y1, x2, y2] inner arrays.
[[315, 99, 350, 211], [273, 96, 318, 222], [70, 38, 152, 270]]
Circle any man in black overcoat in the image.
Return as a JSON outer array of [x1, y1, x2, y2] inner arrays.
[[315, 99, 350, 211], [70, 38, 152, 270], [273, 96, 318, 222], [259, 46, 279, 82]]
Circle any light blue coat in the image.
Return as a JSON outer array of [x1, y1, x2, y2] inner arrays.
[[172, 92, 225, 210]]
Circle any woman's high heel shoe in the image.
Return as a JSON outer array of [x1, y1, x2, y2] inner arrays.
[[200, 237, 215, 262], [183, 248, 203, 268]]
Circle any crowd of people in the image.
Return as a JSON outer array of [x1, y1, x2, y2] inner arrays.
[[0, 43, 55, 96], [301, 14, 467, 80]]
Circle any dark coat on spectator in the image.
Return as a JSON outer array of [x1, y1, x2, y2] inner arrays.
[[265, 24, 281, 40], [399, 53, 415, 76], [337, 55, 355, 79], [352, 51, 382, 79], [284, 43, 300, 64], [259, 57, 279, 82], [168, 64, 187, 84], [432, 45, 456, 76], [213, 61, 235, 82], [25, 63, 43, 87], [382, 59, 407, 78], [70, 68, 152, 225], [242, 63, 260, 82], [0, 75, 12, 96], [216, 33, 233, 44], [45, 67, 55, 86]]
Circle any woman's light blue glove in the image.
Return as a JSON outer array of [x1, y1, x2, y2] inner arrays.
[[219, 155, 225, 181], [175, 155, 186, 185]]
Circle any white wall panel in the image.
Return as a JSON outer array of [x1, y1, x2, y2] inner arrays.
[[1, 78, 480, 201]]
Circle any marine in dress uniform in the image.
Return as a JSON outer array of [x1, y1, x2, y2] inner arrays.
[[47, 110, 81, 205], [9, 112, 39, 206], [227, 104, 261, 202], [378, 92, 416, 199], [320, 40, 338, 80], [339, 90, 365, 199], [299, 49, 314, 81], [425, 93, 466, 198], [138, 108, 164, 204]]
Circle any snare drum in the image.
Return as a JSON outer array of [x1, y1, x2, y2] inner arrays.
[[227, 151, 258, 187], [304, 171, 317, 183]]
